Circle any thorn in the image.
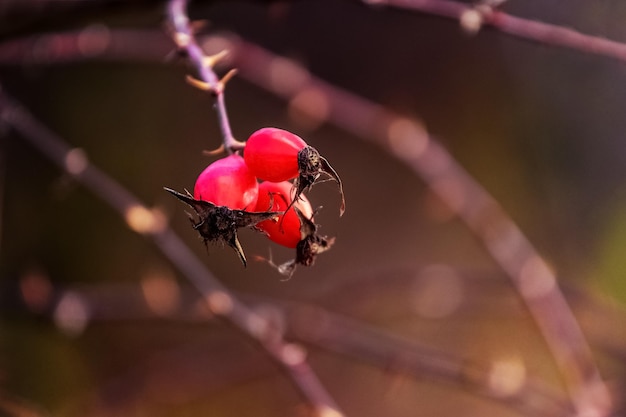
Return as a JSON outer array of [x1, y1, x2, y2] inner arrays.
[[202, 144, 225, 156], [203, 50, 229, 68], [190, 19, 210, 34], [225, 138, 247, 153], [218, 69, 238, 90], [164, 48, 183, 63], [186, 75, 212, 91]]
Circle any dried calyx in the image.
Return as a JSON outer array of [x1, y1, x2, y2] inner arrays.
[[270, 206, 335, 279], [164, 187, 280, 266], [288, 145, 345, 217]]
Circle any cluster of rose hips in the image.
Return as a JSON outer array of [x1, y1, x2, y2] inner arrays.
[[165, 127, 344, 277]]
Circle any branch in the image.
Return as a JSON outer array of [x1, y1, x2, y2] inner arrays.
[[0, 28, 172, 65], [0, 92, 344, 417], [371, 0, 626, 63], [281, 304, 572, 417], [166, 0, 244, 154], [23, 278, 573, 417]]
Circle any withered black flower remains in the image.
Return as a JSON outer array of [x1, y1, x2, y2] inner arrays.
[[164, 187, 279, 266], [272, 206, 335, 278]]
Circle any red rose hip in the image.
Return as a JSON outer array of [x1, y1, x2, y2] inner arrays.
[[244, 127, 345, 216], [244, 127, 306, 182], [194, 154, 258, 210], [255, 181, 313, 248]]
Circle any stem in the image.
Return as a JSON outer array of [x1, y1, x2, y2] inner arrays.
[[167, 0, 244, 154], [375, 0, 626, 63]]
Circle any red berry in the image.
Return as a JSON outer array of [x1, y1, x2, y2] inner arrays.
[[194, 154, 258, 210], [255, 181, 313, 248], [244, 127, 345, 216], [244, 127, 307, 182]]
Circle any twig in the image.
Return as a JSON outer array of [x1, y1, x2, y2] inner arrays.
[[370, 0, 626, 63], [0, 28, 171, 65], [0, 92, 344, 417], [281, 303, 572, 417], [167, 0, 244, 154], [3, 0, 626, 71], [226, 38, 612, 416]]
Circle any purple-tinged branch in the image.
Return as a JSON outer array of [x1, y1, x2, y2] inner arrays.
[[371, 0, 626, 62], [167, 0, 245, 154]]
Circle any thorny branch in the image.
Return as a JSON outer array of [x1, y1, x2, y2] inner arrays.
[[0, 92, 344, 417], [167, 0, 244, 154]]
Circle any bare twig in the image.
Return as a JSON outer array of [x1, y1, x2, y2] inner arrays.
[[369, 0, 626, 63], [0, 28, 171, 65], [0, 92, 344, 417], [281, 304, 572, 417], [167, 0, 244, 154]]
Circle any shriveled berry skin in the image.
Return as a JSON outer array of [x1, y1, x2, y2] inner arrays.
[[194, 154, 259, 210], [255, 181, 313, 248], [244, 127, 307, 182]]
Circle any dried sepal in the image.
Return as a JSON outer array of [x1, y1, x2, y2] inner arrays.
[[294, 206, 335, 266], [262, 206, 335, 279], [286, 145, 345, 217], [164, 187, 280, 266], [185, 69, 237, 97]]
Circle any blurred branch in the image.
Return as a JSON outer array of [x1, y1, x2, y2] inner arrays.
[[22, 278, 572, 417], [369, 0, 626, 63], [0, 28, 171, 65], [0, 92, 344, 417], [281, 303, 572, 417]]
